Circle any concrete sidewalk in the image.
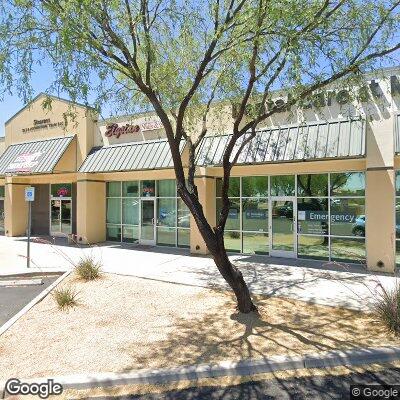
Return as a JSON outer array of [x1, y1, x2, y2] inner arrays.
[[0, 235, 398, 311]]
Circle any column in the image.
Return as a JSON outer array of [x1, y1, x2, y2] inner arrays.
[[365, 117, 395, 272], [4, 178, 29, 237], [76, 174, 106, 244], [190, 174, 216, 255]]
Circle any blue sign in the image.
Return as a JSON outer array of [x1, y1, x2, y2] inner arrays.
[[24, 187, 35, 202]]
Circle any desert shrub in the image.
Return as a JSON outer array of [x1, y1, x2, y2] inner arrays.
[[53, 287, 79, 310], [75, 256, 102, 281], [374, 282, 400, 335]]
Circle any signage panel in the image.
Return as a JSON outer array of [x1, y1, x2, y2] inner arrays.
[[5, 152, 43, 173]]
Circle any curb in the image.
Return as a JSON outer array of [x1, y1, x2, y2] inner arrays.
[[0, 270, 71, 337], [0, 279, 43, 287], [0, 271, 66, 279], [3, 346, 400, 392]]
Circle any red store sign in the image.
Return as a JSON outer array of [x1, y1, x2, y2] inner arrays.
[[105, 123, 140, 138]]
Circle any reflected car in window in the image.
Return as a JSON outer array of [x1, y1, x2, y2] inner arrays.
[[352, 215, 400, 237]]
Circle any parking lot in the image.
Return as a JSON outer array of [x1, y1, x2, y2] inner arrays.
[[0, 275, 60, 326]]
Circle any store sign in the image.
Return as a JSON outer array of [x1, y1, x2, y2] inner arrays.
[[298, 210, 357, 223], [56, 187, 70, 197], [22, 119, 64, 133], [105, 119, 163, 139], [245, 209, 267, 219], [228, 209, 239, 219], [5, 152, 43, 173], [142, 187, 155, 196], [105, 123, 140, 138], [141, 120, 163, 131], [234, 74, 400, 116]]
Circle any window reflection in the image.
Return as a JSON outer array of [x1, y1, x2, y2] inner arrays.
[[330, 198, 365, 237], [271, 175, 295, 196], [297, 198, 329, 235], [297, 174, 328, 197], [242, 176, 268, 197], [330, 172, 365, 196]]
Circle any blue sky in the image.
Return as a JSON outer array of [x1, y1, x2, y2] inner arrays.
[[0, 62, 114, 137]]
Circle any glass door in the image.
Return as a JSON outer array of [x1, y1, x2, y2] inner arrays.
[[50, 199, 72, 236], [270, 197, 296, 258], [140, 199, 156, 245]]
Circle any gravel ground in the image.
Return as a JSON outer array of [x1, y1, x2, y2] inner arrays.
[[0, 273, 398, 381]]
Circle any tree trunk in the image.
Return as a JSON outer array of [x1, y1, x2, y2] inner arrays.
[[210, 242, 257, 314]]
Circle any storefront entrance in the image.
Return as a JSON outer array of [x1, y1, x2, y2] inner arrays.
[[270, 197, 297, 258], [50, 199, 72, 236], [140, 199, 156, 245]]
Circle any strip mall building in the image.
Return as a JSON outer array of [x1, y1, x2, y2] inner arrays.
[[0, 68, 400, 272]]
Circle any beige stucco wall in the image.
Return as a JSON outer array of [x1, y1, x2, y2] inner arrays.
[[76, 175, 106, 244], [4, 178, 29, 236], [5, 94, 97, 168]]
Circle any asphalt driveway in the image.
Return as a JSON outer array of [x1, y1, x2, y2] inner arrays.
[[0, 275, 59, 326]]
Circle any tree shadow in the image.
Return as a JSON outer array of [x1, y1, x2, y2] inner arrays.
[[119, 291, 395, 375]]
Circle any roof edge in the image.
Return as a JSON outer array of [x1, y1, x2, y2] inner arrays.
[[5, 93, 97, 126]]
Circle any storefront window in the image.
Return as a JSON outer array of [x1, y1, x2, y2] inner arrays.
[[330, 198, 365, 237], [243, 232, 268, 254], [242, 176, 268, 197], [330, 237, 365, 262], [122, 226, 139, 243], [122, 181, 139, 197], [216, 198, 240, 230], [107, 198, 121, 225], [242, 199, 268, 232], [157, 180, 176, 197], [216, 177, 240, 197], [107, 182, 121, 197], [224, 231, 241, 252], [298, 235, 329, 260], [157, 198, 176, 227], [297, 174, 328, 197], [178, 199, 190, 228], [107, 225, 121, 241], [297, 198, 329, 235], [330, 172, 365, 196], [122, 198, 139, 225], [271, 175, 295, 196], [0, 186, 4, 198], [157, 227, 176, 246], [141, 180, 155, 197], [178, 228, 190, 247], [51, 183, 72, 198]]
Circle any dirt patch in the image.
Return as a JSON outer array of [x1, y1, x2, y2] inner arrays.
[[0, 273, 397, 381]]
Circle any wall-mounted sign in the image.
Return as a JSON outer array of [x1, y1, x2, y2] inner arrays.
[[105, 119, 163, 139], [22, 119, 64, 133], [141, 120, 163, 131], [105, 123, 140, 138], [56, 187, 70, 197], [5, 152, 43, 173], [233, 74, 400, 117]]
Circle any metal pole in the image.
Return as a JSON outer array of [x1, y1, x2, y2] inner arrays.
[[27, 200, 31, 268]]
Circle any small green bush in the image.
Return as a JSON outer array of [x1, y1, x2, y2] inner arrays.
[[75, 256, 102, 281], [374, 282, 400, 335], [53, 287, 79, 310]]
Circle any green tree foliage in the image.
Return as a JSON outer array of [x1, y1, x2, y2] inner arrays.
[[0, 0, 399, 312]]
